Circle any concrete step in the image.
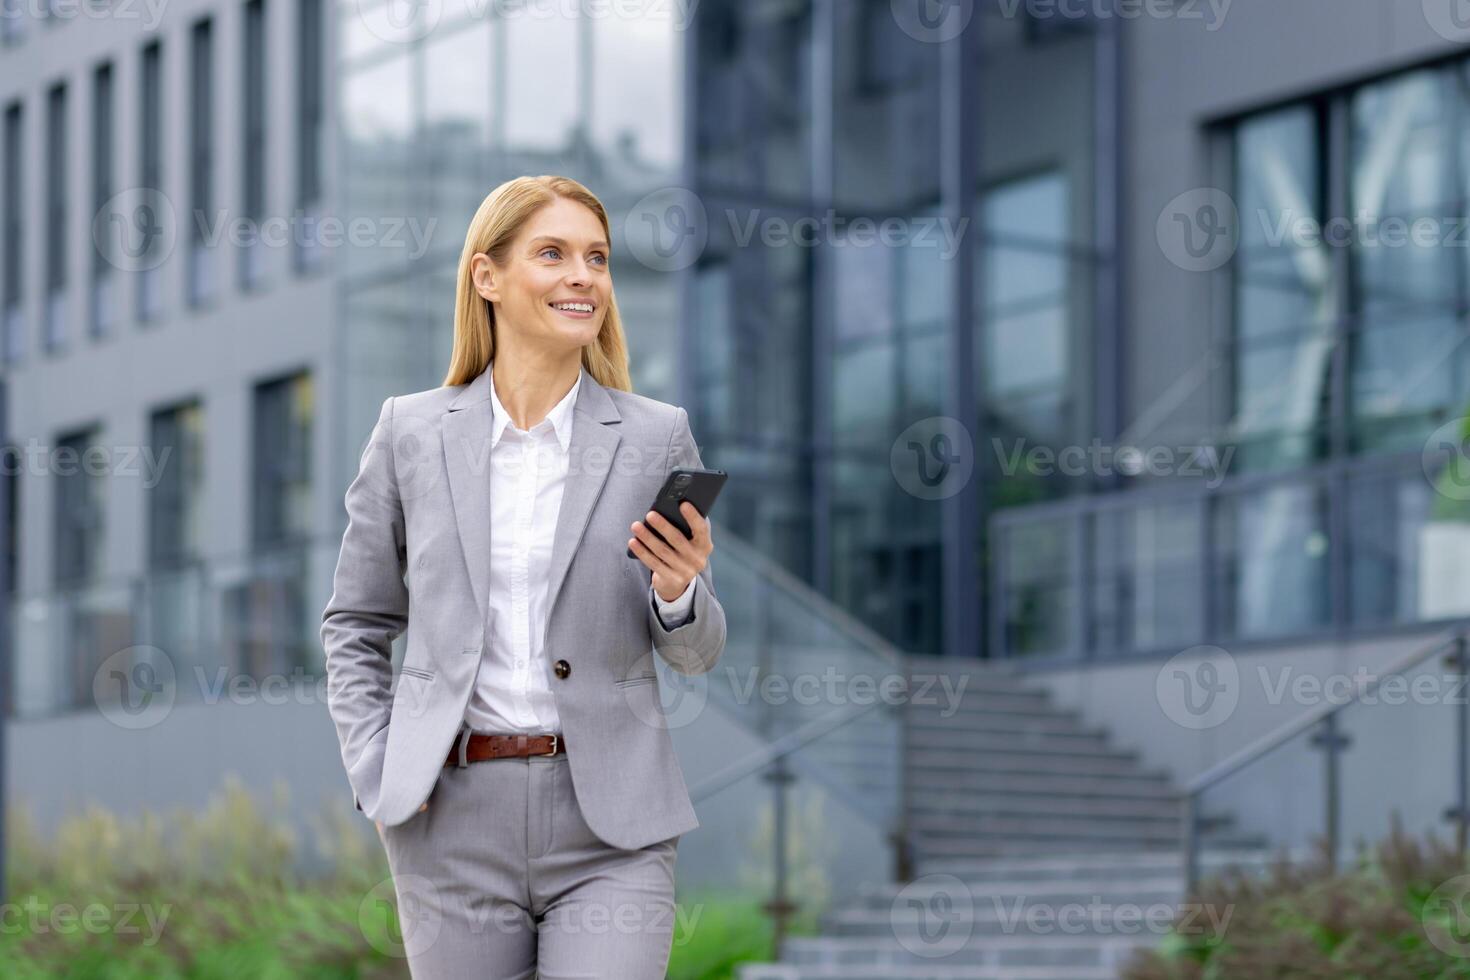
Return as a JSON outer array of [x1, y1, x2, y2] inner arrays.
[[845, 876, 1187, 910], [821, 900, 1191, 938], [909, 791, 1184, 821], [910, 812, 1184, 841], [740, 963, 1125, 980], [914, 849, 1280, 883], [906, 710, 1093, 736], [903, 770, 1176, 798], [780, 932, 1156, 969], [915, 832, 1270, 859], [899, 729, 1130, 756], [901, 748, 1152, 776], [933, 691, 1059, 715]]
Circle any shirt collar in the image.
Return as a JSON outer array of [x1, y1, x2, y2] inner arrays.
[[488, 366, 581, 453]]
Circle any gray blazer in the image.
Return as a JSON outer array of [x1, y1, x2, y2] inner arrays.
[[321, 361, 727, 849]]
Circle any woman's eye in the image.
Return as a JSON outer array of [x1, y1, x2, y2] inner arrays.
[[540, 247, 561, 260], [591, 253, 608, 266]]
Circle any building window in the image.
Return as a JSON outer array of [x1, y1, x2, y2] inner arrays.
[[979, 171, 1077, 506], [91, 61, 115, 338], [148, 401, 204, 568], [54, 427, 104, 588], [3, 101, 22, 363], [2, 446, 16, 598], [188, 18, 215, 307], [1228, 104, 1327, 472], [44, 82, 66, 353], [1227, 62, 1470, 468], [241, 0, 267, 289], [295, 0, 324, 273], [138, 39, 163, 323], [252, 371, 313, 549]]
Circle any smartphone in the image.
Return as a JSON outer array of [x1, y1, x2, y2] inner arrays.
[[627, 467, 728, 559]]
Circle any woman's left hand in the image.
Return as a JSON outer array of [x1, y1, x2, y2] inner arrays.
[[630, 501, 714, 602]]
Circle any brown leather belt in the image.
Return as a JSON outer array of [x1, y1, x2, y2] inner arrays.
[[444, 731, 565, 767]]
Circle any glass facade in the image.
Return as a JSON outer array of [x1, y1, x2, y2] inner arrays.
[[336, 0, 686, 500], [996, 53, 1470, 660]]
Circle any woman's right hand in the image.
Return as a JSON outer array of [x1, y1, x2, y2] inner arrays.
[[375, 802, 428, 839]]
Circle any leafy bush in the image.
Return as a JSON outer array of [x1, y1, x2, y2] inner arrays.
[[1122, 816, 1470, 979], [2, 776, 808, 979]]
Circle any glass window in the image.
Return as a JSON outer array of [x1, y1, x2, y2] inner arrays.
[[1213, 483, 1330, 640], [139, 39, 164, 322], [1349, 68, 1467, 454], [241, 0, 267, 290], [92, 62, 115, 338], [189, 18, 215, 307], [148, 402, 205, 569], [1230, 105, 1330, 472], [252, 372, 313, 549], [1361, 450, 1470, 625], [999, 516, 1075, 658], [1090, 500, 1205, 655], [54, 427, 104, 588], [45, 82, 66, 353], [3, 100, 22, 362]]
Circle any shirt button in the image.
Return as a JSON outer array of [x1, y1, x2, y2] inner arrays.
[[554, 659, 570, 679]]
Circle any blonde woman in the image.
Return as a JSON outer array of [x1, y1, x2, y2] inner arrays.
[[321, 175, 726, 977]]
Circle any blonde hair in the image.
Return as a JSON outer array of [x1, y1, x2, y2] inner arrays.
[[442, 175, 633, 392]]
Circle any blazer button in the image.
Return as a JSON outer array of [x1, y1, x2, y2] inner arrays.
[[554, 659, 571, 679]]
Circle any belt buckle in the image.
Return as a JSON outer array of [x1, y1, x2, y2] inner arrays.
[[542, 734, 559, 756]]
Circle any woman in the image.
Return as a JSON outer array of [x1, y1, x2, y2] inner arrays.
[[321, 175, 727, 978]]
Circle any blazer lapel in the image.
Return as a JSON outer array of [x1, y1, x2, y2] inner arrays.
[[543, 365, 622, 635], [443, 364, 495, 625], [441, 361, 623, 639]]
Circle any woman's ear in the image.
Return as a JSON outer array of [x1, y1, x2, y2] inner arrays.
[[470, 252, 498, 302]]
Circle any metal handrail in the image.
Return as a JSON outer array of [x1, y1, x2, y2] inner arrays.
[[1181, 621, 1470, 893], [1183, 623, 1468, 798]]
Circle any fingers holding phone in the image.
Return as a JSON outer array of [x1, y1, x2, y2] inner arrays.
[[630, 500, 715, 601]]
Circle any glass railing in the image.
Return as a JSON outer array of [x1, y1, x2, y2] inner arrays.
[[992, 450, 1470, 660], [1182, 625, 1470, 892], [4, 523, 917, 951], [677, 527, 918, 954], [7, 539, 337, 720]]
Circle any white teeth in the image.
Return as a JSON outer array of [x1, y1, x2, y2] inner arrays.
[[552, 302, 593, 313]]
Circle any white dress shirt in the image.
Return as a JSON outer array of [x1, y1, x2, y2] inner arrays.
[[462, 367, 698, 735]]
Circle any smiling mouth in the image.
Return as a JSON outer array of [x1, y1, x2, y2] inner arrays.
[[549, 301, 597, 317]]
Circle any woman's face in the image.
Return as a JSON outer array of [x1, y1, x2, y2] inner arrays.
[[474, 197, 611, 355]]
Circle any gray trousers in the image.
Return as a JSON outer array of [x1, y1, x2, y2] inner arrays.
[[378, 730, 680, 979]]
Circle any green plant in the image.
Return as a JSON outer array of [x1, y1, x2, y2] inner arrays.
[[1122, 816, 1470, 979]]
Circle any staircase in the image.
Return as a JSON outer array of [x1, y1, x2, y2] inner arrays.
[[736, 654, 1268, 980]]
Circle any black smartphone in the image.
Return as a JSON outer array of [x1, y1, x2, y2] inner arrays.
[[627, 467, 728, 559]]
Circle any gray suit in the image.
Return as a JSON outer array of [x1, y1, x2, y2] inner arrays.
[[321, 361, 727, 849]]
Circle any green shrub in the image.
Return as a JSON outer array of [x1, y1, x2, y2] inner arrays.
[[1122, 816, 1470, 979], [3, 777, 815, 979]]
